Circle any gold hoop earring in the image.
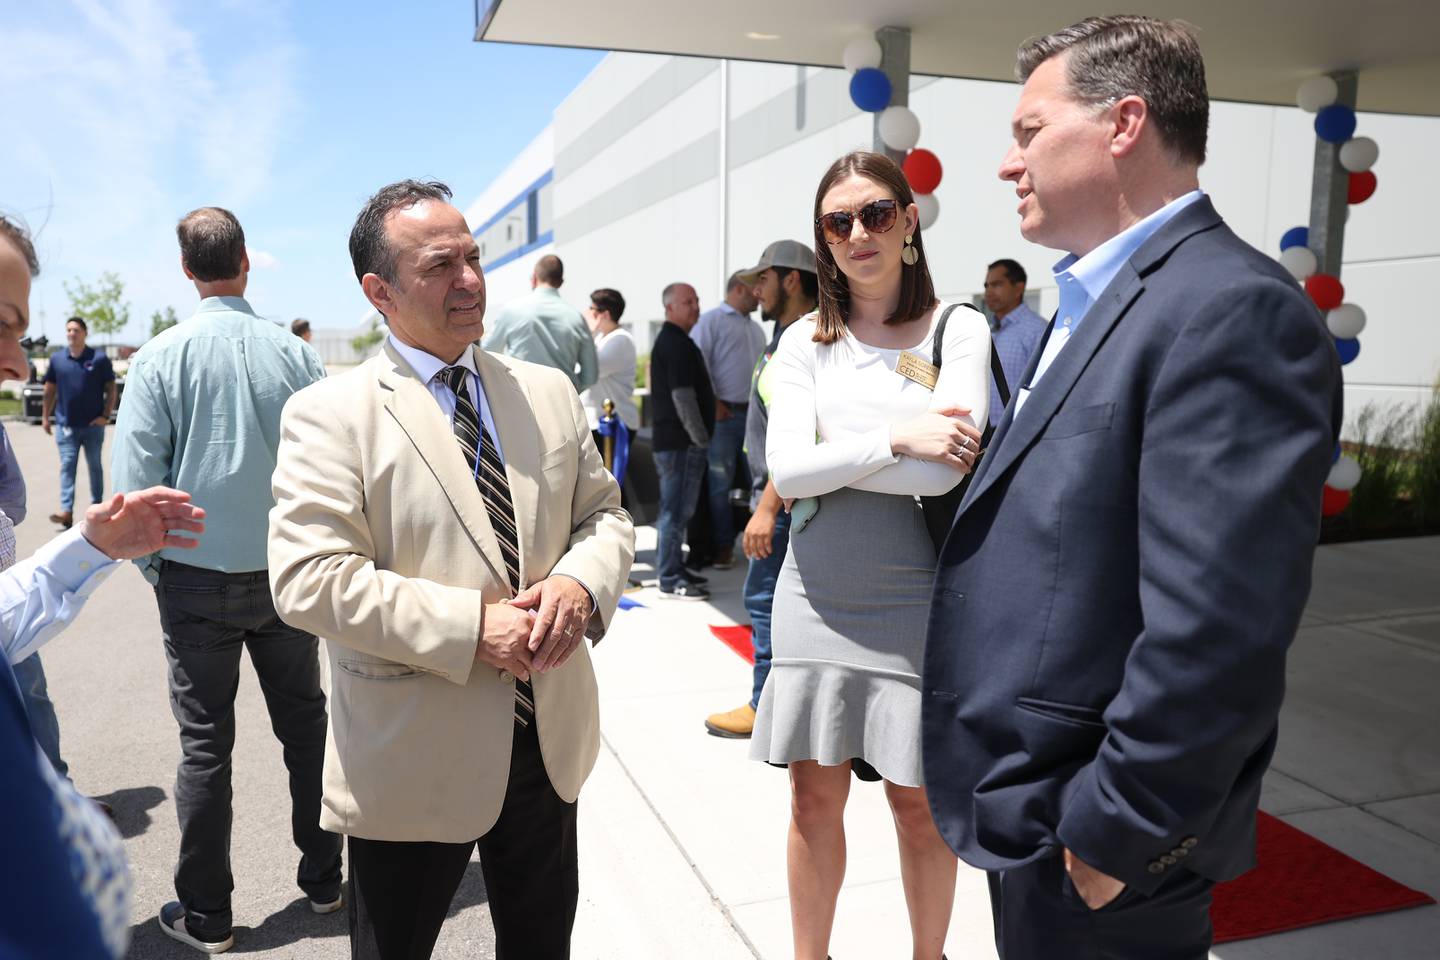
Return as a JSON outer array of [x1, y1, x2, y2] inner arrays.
[[901, 234, 919, 266]]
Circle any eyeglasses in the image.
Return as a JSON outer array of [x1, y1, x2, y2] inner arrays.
[[815, 199, 899, 245]]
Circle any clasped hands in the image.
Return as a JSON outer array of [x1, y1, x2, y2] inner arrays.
[[891, 404, 983, 473], [479, 575, 593, 680]]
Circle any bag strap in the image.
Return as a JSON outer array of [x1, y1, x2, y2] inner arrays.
[[930, 302, 1011, 406]]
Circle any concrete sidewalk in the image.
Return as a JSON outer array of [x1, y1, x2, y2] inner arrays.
[[6, 421, 1437, 958]]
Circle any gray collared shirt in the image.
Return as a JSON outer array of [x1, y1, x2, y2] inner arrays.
[[691, 303, 766, 404]]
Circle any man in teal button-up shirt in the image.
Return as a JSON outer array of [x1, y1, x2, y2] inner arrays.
[[110, 206, 341, 954], [481, 254, 598, 392]]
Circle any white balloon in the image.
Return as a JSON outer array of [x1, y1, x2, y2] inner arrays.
[[1327, 303, 1367, 339], [1279, 245, 1318, 281], [914, 192, 939, 230], [1339, 136, 1380, 172], [878, 106, 921, 152], [1327, 455, 1362, 491], [1297, 75, 1339, 113], [843, 36, 883, 73]]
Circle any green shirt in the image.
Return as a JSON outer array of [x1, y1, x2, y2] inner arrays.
[[480, 287, 598, 392], [110, 297, 326, 580]]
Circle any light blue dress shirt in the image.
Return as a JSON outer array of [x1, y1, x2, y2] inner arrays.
[[480, 287, 598, 393], [1, 527, 117, 668], [1016, 191, 1206, 415], [989, 302, 1048, 426], [388, 335, 505, 463], [110, 296, 327, 581]]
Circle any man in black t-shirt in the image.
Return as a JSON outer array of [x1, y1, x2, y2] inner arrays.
[[649, 282, 714, 600]]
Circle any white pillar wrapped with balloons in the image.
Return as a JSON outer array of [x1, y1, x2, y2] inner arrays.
[[843, 31, 944, 229], [1280, 75, 1381, 519]]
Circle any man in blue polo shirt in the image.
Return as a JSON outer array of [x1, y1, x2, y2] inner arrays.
[[42, 315, 117, 528]]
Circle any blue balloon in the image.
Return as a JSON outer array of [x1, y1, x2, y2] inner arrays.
[[849, 68, 892, 113], [1280, 226, 1309, 252], [1335, 337, 1361, 365], [1315, 104, 1357, 144], [1332, 443, 1341, 464]]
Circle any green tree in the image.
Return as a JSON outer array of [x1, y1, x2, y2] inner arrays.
[[351, 315, 386, 359], [150, 305, 179, 338], [64, 271, 130, 347]]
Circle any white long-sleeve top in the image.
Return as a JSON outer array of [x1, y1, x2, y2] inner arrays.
[[766, 305, 991, 499]]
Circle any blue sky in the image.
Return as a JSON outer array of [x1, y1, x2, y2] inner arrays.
[[0, 0, 603, 342]]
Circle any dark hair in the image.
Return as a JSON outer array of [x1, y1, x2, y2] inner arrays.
[[812, 151, 936, 345], [349, 180, 453, 284], [534, 254, 564, 287], [0, 213, 39, 277], [66, 315, 87, 332], [726, 271, 750, 293], [177, 207, 247, 282], [1017, 16, 1208, 165], [291, 318, 311, 337], [590, 287, 625, 323], [773, 266, 819, 303], [988, 259, 1027, 285]]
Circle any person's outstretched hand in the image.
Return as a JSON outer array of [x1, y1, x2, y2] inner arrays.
[[79, 487, 206, 560]]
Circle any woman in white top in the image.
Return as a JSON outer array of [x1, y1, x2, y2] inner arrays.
[[579, 286, 638, 453], [751, 151, 990, 959]]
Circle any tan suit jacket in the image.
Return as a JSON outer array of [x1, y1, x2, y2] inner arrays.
[[268, 341, 634, 842]]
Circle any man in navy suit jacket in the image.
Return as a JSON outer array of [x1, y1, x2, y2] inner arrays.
[[923, 17, 1343, 959]]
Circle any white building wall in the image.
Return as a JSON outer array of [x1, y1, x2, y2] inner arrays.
[[466, 52, 1440, 435]]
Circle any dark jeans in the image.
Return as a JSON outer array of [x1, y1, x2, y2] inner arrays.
[[705, 413, 748, 554], [348, 720, 578, 960], [742, 508, 789, 708], [988, 853, 1214, 960], [12, 652, 67, 777], [654, 446, 707, 591], [156, 560, 342, 937]]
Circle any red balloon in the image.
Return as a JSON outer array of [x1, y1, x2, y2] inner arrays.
[[1321, 485, 1352, 518], [1348, 170, 1377, 204], [903, 149, 943, 195], [1305, 274, 1345, 311]]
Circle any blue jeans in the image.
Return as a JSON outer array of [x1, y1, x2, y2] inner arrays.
[[12, 653, 68, 778], [654, 446, 707, 591], [743, 508, 789, 708], [706, 414, 748, 554], [56, 424, 106, 512]]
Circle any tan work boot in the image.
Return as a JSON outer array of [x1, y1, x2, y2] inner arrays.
[[705, 703, 756, 739], [48, 510, 73, 529]]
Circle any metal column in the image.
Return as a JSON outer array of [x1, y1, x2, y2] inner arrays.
[[1308, 71, 1358, 277], [872, 26, 910, 163]]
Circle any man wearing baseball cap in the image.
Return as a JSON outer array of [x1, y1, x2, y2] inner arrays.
[[705, 240, 817, 739]]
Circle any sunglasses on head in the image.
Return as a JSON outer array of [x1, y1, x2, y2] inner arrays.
[[815, 199, 900, 245]]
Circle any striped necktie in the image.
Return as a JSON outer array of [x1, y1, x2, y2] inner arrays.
[[440, 365, 534, 728]]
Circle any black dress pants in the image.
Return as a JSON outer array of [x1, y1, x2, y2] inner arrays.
[[347, 719, 578, 960], [988, 852, 1214, 960]]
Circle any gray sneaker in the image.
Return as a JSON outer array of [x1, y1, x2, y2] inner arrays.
[[158, 902, 233, 954]]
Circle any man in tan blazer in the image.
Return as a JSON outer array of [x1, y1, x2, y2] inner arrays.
[[268, 179, 634, 960]]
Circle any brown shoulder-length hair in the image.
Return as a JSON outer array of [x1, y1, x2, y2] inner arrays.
[[812, 151, 937, 345]]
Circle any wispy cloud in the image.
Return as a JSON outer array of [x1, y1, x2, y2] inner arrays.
[[248, 249, 280, 270], [0, 0, 300, 338]]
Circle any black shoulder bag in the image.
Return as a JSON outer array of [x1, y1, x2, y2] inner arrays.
[[919, 303, 1010, 552]]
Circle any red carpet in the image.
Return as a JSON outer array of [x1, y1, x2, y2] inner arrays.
[[1211, 810, 1435, 942], [709, 624, 755, 664]]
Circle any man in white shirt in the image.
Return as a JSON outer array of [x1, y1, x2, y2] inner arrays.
[[690, 273, 764, 568]]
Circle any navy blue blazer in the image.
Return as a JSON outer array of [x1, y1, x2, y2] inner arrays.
[[922, 198, 1342, 895]]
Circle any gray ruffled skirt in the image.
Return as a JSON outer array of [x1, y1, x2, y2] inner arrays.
[[749, 486, 938, 787]]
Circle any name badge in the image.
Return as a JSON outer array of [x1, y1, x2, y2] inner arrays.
[[895, 350, 939, 390]]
